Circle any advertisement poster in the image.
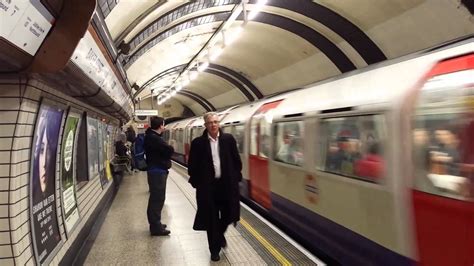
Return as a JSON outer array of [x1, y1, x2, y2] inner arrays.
[[97, 122, 108, 187], [30, 104, 63, 264], [86, 117, 99, 180], [60, 114, 80, 234]]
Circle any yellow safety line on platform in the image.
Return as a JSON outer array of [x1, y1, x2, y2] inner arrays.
[[240, 218, 292, 266]]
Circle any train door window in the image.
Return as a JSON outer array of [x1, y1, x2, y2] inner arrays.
[[273, 121, 304, 166], [412, 75, 474, 200], [222, 125, 232, 134], [412, 113, 473, 199], [177, 129, 184, 153], [250, 119, 258, 155], [190, 128, 196, 142], [234, 125, 245, 153], [318, 114, 386, 183], [163, 130, 169, 142], [195, 127, 204, 139], [259, 120, 271, 158]]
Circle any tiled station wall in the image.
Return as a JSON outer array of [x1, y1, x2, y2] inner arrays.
[[0, 77, 116, 265]]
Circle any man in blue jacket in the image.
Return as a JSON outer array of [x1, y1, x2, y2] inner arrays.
[[144, 116, 174, 236]]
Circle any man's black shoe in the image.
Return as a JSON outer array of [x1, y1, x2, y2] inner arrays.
[[150, 229, 170, 236], [161, 223, 167, 229], [210, 252, 220, 261]]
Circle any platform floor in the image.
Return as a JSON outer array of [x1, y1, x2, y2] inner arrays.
[[79, 167, 324, 265]]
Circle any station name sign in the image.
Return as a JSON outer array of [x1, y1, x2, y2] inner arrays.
[[135, 110, 158, 116]]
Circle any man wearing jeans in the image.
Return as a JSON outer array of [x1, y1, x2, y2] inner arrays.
[[144, 116, 174, 236]]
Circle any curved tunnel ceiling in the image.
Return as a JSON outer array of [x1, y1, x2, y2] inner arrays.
[[101, 0, 474, 115]]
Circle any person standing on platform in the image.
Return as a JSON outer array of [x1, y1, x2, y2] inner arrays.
[[126, 126, 137, 171], [144, 116, 174, 236], [188, 112, 242, 261]]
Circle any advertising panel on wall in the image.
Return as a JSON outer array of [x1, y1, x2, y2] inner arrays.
[[86, 117, 99, 180], [98, 121, 109, 187], [30, 102, 64, 265], [60, 111, 81, 235]]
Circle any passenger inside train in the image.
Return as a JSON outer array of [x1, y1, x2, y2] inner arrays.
[[321, 115, 385, 182]]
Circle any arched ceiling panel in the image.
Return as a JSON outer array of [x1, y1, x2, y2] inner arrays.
[[207, 88, 249, 110], [185, 72, 242, 100], [127, 4, 236, 52], [172, 94, 205, 114], [215, 22, 340, 94], [319, 0, 474, 58], [122, 1, 186, 43], [105, 1, 168, 39], [262, 6, 368, 68], [126, 23, 217, 86]]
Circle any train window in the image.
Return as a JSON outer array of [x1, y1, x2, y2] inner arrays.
[[273, 121, 304, 166], [234, 125, 245, 153], [250, 119, 258, 155], [318, 115, 386, 183], [413, 112, 474, 200], [163, 130, 169, 142]]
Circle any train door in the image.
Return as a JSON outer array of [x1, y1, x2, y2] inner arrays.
[[249, 100, 283, 209], [411, 54, 474, 266], [184, 119, 196, 163]]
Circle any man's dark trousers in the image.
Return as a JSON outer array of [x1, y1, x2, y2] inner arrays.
[[147, 169, 168, 232], [207, 178, 229, 254]]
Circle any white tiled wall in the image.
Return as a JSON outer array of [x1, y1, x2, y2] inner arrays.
[[0, 78, 117, 265]]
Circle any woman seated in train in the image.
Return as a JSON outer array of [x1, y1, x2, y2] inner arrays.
[[354, 142, 384, 180]]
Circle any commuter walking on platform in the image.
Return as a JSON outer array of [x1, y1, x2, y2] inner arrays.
[[188, 112, 242, 261], [144, 116, 174, 236]]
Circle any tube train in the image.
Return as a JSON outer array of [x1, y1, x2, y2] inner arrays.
[[164, 37, 474, 265]]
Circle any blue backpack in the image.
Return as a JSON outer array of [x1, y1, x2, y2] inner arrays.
[[133, 133, 148, 171]]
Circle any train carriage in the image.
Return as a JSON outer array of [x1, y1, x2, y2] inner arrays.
[[165, 38, 474, 265]]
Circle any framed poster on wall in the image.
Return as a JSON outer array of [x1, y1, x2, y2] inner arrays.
[[29, 100, 64, 265], [86, 116, 100, 181], [60, 110, 81, 235]]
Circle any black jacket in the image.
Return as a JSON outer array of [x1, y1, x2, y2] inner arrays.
[[144, 128, 174, 170], [188, 129, 242, 230], [126, 128, 136, 143]]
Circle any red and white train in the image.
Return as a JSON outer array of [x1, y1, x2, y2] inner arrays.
[[164, 37, 474, 265]]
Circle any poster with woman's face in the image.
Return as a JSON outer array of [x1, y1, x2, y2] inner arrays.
[[61, 114, 80, 234], [30, 104, 63, 264], [87, 117, 99, 180]]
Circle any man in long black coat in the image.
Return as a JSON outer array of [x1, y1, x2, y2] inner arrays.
[[188, 112, 242, 262]]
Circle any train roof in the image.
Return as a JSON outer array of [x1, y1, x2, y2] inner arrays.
[[271, 39, 474, 118]]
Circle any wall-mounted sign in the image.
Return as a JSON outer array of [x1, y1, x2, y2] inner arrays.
[[135, 109, 158, 116], [71, 30, 133, 116], [0, 0, 54, 55]]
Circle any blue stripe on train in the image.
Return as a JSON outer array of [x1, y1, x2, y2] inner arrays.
[[269, 193, 413, 266]]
